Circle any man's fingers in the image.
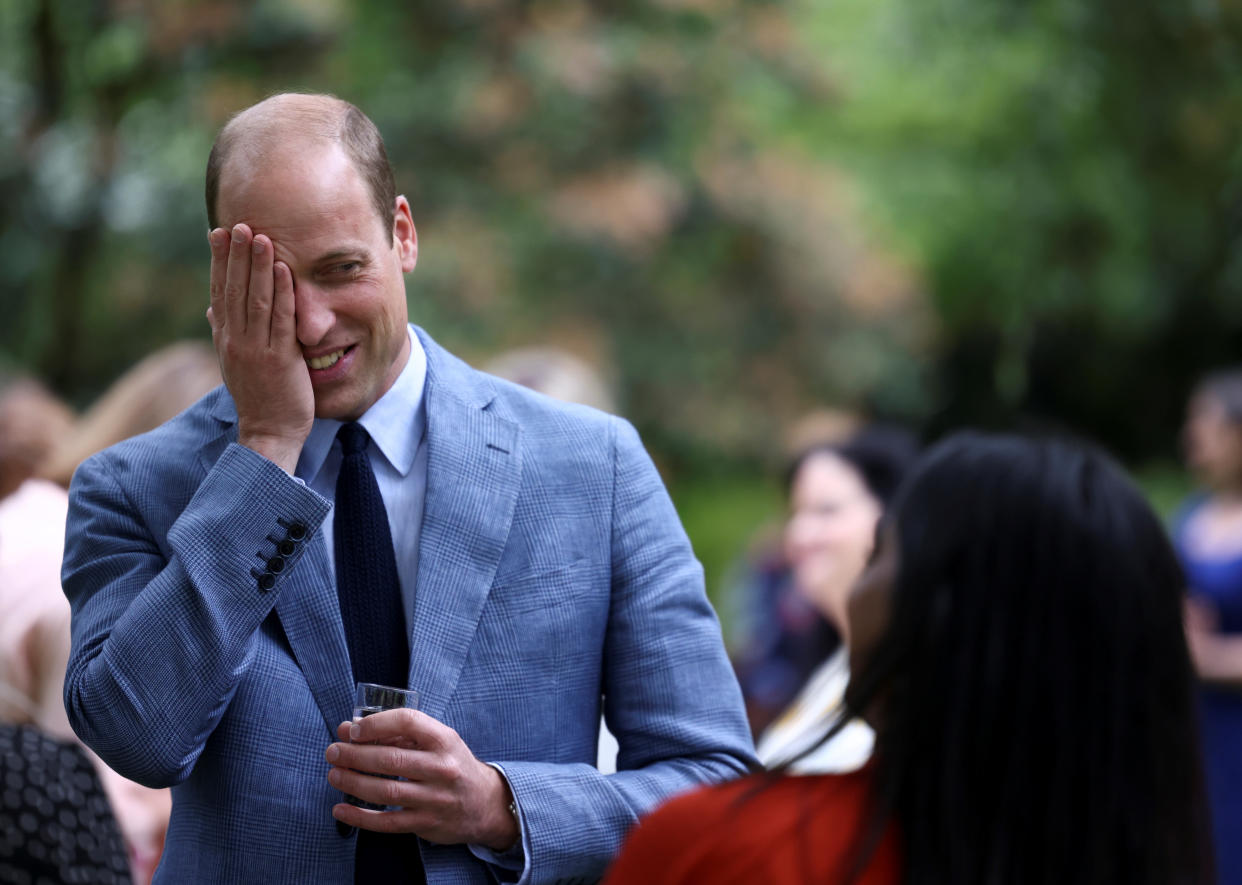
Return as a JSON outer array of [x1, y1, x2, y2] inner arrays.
[[347, 708, 441, 748], [223, 224, 253, 333], [328, 775, 455, 840], [329, 765, 407, 802], [206, 308, 220, 349], [247, 235, 274, 341], [271, 260, 296, 346], [329, 743, 416, 780], [207, 228, 229, 331], [330, 801, 428, 836]]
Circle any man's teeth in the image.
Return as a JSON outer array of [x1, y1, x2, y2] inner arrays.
[[307, 349, 345, 370]]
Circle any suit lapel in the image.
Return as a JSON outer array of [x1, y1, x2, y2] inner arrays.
[[200, 386, 354, 737], [275, 540, 355, 737], [409, 336, 522, 722]]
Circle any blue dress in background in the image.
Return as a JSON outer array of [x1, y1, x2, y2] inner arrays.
[[1175, 498, 1242, 885]]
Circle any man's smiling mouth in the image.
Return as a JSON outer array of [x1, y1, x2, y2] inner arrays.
[[306, 348, 347, 370]]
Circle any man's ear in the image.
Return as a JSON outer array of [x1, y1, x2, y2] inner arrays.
[[393, 195, 418, 272]]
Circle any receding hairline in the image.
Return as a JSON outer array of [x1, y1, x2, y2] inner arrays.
[[206, 92, 397, 233], [220, 93, 353, 155]]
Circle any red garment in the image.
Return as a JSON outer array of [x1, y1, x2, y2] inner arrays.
[[605, 769, 900, 885]]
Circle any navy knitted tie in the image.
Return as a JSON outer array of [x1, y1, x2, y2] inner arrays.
[[334, 423, 424, 883], [334, 422, 409, 689]]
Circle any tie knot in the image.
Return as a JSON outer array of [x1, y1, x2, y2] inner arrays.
[[338, 422, 371, 456]]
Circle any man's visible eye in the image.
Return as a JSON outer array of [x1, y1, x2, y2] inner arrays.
[[333, 262, 360, 274]]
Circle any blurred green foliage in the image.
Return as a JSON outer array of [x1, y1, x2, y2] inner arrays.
[[2, 0, 1240, 597], [668, 466, 784, 619], [796, 0, 1242, 459]]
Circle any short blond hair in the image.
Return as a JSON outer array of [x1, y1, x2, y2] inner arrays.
[[39, 341, 221, 488]]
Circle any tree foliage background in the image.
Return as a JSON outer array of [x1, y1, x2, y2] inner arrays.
[[3, 0, 1242, 587]]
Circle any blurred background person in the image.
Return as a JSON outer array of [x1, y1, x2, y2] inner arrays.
[[755, 425, 916, 772], [0, 375, 77, 729], [725, 532, 830, 737], [0, 344, 217, 883], [481, 346, 617, 415], [0, 374, 139, 883], [0, 722, 133, 883], [726, 409, 863, 737], [38, 341, 221, 489], [607, 432, 1213, 885], [0, 375, 75, 501], [1176, 367, 1242, 885]]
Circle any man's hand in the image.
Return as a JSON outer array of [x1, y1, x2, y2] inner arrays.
[[325, 710, 520, 851], [207, 224, 313, 474]]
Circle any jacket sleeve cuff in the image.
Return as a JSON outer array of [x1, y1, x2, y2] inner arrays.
[[465, 763, 528, 882]]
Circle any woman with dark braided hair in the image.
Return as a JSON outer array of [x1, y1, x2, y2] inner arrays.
[[606, 432, 1213, 885]]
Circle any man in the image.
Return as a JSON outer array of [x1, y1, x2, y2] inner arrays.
[[61, 93, 755, 884]]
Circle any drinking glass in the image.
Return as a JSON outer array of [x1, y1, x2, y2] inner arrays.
[[353, 683, 420, 723], [347, 682, 420, 810]]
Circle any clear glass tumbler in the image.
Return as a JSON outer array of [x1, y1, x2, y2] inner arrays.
[[347, 682, 420, 810]]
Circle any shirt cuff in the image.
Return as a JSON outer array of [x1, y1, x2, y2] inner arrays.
[[466, 764, 528, 880]]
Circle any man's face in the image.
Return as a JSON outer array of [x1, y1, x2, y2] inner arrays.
[[215, 141, 417, 421]]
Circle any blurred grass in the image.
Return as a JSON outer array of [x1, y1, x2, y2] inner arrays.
[[669, 470, 784, 631]]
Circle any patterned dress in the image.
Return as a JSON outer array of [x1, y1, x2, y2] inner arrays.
[[0, 723, 131, 884]]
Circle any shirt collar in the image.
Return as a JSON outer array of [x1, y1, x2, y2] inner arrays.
[[296, 325, 427, 483]]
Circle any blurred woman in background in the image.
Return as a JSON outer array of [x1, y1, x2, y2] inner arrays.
[[755, 427, 916, 772], [0, 376, 140, 883], [38, 341, 220, 488], [1177, 368, 1242, 885], [2, 343, 218, 884], [607, 432, 1212, 885], [725, 409, 862, 738]]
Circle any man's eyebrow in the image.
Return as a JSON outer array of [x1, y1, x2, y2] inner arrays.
[[315, 248, 370, 264]]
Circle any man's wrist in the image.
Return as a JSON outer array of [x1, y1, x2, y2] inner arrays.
[[478, 765, 521, 852], [237, 430, 305, 475]]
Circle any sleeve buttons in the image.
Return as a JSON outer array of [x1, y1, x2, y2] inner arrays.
[[258, 519, 310, 591]]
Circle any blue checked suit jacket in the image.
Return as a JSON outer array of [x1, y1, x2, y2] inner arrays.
[[62, 327, 756, 884]]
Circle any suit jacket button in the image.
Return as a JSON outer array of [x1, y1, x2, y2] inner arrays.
[[277, 539, 296, 556], [266, 555, 286, 574], [336, 820, 355, 838], [288, 522, 308, 541], [257, 573, 276, 591]]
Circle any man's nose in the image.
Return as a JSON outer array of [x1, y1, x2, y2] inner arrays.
[[294, 281, 334, 346]]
